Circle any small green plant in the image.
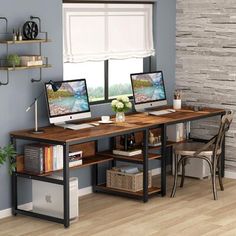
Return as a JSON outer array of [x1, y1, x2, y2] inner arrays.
[[0, 144, 17, 174], [7, 54, 20, 67]]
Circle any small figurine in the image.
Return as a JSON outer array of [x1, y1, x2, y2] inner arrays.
[[149, 131, 156, 144]]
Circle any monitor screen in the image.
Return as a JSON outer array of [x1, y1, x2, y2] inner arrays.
[[45, 79, 91, 124], [130, 71, 167, 111]]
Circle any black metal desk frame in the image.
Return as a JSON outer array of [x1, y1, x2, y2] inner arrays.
[[11, 111, 225, 228]]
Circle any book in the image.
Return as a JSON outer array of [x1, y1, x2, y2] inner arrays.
[[57, 145, 63, 170], [24, 144, 44, 174], [112, 149, 142, 156], [53, 145, 58, 171], [44, 145, 53, 173]]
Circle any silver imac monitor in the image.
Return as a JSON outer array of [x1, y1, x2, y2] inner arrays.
[[130, 71, 167, 112], [45, 79, 91, 126]]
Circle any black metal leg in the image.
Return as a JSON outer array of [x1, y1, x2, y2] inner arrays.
[[11, 136, 17, 216], [110, 137, 116, 167], [92, 164, 98, 192], [63, 143, 70, 228], [12, 172, 17, 216], [124, 134, 128, 151], [143, 129, 149, 203], [161, 124, 167, 196]]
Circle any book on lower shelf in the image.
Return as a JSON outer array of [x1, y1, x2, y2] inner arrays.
[[23, 143, 83, 174], [112, 149, 142, 156]]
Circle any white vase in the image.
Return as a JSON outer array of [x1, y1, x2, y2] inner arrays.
[[116, 112, 125, 123], [173, 99, 181, 110]]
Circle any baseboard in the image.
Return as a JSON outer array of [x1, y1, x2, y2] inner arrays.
[[0, 208, 11, 220], [78, 186, 93, 197], [0, 168, 161, 219], [0, 202, 32, 220], [225, 170, 236, 179], [151, 167, 161, 176]]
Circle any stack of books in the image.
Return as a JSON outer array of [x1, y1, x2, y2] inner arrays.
[[112, 149, 142, 157], [24, 144, 83, 174]]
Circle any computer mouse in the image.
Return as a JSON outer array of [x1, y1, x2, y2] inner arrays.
[[168, 109, 176, 112]]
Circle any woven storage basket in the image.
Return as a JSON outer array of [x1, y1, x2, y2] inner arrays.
[[106, 169, 152, 192]]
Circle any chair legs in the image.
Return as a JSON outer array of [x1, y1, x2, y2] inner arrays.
[[180, 159, 186, 188], [171, 154, 222, 200], [218, 157, 224, 191], [212, 162, 218, 200]]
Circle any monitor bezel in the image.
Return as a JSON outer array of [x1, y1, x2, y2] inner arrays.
[[130, 71, 167, 107], [44, 79, 91, 124]]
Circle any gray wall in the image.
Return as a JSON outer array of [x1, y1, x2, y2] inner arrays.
[[0, 0, 176, 211], [0, 0, 63, 211]]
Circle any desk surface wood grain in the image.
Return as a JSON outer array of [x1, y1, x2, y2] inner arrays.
[[10, 107, 225, 144]]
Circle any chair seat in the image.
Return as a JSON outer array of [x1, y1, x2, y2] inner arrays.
[[174, 142, 221, 156]]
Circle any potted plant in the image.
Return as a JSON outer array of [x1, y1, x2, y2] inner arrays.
[[111, 95, 132, 122], [0, 144, 17, 174], [7, 54, 20, 67]]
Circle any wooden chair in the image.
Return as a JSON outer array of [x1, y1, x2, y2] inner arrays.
[[171, 111, 233, 200]]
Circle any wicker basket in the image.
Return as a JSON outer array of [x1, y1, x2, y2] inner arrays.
[[106, 169, 152, 192]]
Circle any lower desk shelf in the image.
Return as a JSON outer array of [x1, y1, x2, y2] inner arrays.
[[99, 151, 161, 163], [95, 183, 161, 198], [16, 154, 114, 177]]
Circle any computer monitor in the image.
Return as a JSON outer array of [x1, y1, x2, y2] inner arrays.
[[130, 71, 167, 112], [45, 79, 91, 126]]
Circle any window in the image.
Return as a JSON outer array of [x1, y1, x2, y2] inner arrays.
[[63, 58, 144, 103], [108, 58, 143, 99], [64, 61, 105, 102], [63, 3, 154, 103]]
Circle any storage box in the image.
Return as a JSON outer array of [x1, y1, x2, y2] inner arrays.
[[107, 169, 152, 192], [20, 55, 43, 67], [167, 123, 185, 142]]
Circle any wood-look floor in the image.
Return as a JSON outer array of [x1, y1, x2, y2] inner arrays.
[[1, 176, 236, 236]]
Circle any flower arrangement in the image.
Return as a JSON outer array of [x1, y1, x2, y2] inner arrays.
[[111, 95, 132, 113]]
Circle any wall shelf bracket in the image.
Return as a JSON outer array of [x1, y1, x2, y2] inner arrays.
[[0, 71, 10, 86], [31, 68, 42, 83], [0, 17, 8, 33]]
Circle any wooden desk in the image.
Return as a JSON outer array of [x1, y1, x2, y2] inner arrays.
[[10, 107, 225, 228]]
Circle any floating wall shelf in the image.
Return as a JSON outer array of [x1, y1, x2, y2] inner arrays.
[[0, 16, 51, 86]]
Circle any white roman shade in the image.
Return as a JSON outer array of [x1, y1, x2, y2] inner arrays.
[[63, 3, 155, 63]]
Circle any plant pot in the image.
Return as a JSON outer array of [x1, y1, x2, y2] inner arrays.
[[173, 99, 181, 110], [116, 112, 125, 123]]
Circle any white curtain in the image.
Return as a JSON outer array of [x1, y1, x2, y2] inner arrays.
[[63, 3, 155, 63]]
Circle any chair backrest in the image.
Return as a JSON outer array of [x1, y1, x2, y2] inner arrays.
[[213, 110, 233, 157]]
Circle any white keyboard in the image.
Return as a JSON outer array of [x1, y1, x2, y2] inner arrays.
[[148, 109, 176, 116], [64, 123, 94, 130]]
